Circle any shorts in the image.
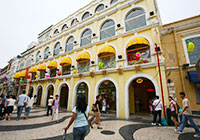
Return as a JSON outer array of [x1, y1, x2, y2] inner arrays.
[[25, 107, 31, 115], [171, 111, 177, 118], [7, 106, 14, 114]]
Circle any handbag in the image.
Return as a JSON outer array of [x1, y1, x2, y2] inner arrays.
[[83, 112, 91, 136]]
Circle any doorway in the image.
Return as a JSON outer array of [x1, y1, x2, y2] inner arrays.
[[29, 86, 34, 98], [77, 82, 88, 104], [37, 86, 43, 106], [98, 80, 116, 114], [46, 85, 54, 106], [129, 78, 156, 114], [60, 84, 69, 109]]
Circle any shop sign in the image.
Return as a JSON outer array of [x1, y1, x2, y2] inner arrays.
[[196, 59, 200, 78]]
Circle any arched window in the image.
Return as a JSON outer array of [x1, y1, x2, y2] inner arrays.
[[65, 36, 74, 52], [100, 20, 115, 40], [82, 12, 90, 21], [61, 24, 68, 31], [26, 56, 32, 67], [20, 59, 25, 69], [95, 4, 104, 13], [35, 51, 40, 63], [44, 47, 49, 60], [110, 0, 118, 5], [126, 37, 151, 65], [54, 29, 59, 34], [125, 9, 146, 31], [80, 29, 92, 46], [53, 42, 60, 56], [71, 18, 78, 26]]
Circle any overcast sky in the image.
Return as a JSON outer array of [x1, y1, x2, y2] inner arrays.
[[0, 0, 199, 68]]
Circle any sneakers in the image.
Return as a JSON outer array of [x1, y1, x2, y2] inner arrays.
[[176, 130, 182, 134], [194, 134, 200, 138], [151, 123, 156, 126], [158, 123, 162, 126]]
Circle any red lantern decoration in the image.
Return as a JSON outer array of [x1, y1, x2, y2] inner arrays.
[[57, 72, 62, 76], [16, 81, 19, 84], [27, 75, 31, 79]]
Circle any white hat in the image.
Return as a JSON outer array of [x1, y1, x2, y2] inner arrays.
[[50, 95, 53, 98]]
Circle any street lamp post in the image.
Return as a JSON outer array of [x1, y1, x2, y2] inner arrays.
[[155, 43, 167, 119]]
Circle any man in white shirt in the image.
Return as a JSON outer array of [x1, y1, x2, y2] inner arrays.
[[152, 96, 162, 126], [47, 95, 53, 116], [17, 90, 28, 120]]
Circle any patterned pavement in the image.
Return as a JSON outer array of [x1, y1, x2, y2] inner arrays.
[[0, 108, 200, 140]]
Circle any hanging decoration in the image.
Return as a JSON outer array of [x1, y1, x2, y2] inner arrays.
[[16, 81, 19, 84], [136, 78, 143, 84], [20, 80, 23, 83], [1, 83, 3, 86], [35, 74, 39, 78], [73, 68, 77, 74], [98, 62, 104, 69], [57, 72, 62, 76], [45, 73, 50, 78], [187, 40, 195, 53], [27, 75, 31, 79], [135, 52, 141, 61]]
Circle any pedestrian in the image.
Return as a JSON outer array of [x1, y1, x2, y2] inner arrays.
[[24, 96, 34, 120], [63, 94, 90, 140], [102, 97, 107, 113], [91, 95, 102, 129], [176, 92, 200, 138], [168, 96, 179, 131], [52, 95, 60, 123], [4, 95, 16, 121], [149, 98, 153, 114], [47, 95, 53, 116], [0, 97, 4, 120], [32, 95, 37, 109], [152, 96, 162, 126], [17, 90, 28, 120]]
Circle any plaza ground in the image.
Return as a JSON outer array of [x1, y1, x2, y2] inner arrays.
[[0, 108, 200, 140]]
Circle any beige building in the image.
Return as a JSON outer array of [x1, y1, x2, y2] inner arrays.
[[161, 15, 200, 111]]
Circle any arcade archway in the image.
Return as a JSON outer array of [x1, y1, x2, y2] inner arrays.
[[77, 82, 88, 104], [98, 80, 116, 114], [28, 86, 34, 98], [129, 77, 156, 114], [46, 85, 54, 106], [60, 84, 69, 109], [36, 86, 43, 106]]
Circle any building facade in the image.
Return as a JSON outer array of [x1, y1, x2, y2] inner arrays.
[[14, 0, 169, 118], [161, 15, 200, 111]]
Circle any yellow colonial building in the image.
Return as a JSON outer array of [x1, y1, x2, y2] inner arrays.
[[14, 0, 169, 119], [161, 15, 200, 111]]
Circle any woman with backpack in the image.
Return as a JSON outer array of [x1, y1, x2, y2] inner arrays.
[[168, 96, 179, 131], [63, 94, 90, 140]]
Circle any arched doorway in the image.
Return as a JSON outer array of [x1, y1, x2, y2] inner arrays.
[[129, 77, 156, 114], [60, 84, 69, 109], [28, 86, 34, 98], [98, 80, 116, 114], [77, 82, 88, 104], [37, 86, 43, 106], [46, 85, 54, 106]]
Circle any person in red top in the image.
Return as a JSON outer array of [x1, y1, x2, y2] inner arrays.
[[168, 96, 179, 131]]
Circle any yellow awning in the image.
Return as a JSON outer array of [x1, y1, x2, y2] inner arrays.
[[126, 37, 150, 50], [29, 67, 37, 73], [60, 57, 72, 66], [48, 61, 57, 69], [38, 65, 46, 71], [98, 45, 115, 57], [76, 52, 90, 62], [13, 73, 20, 79], [19, 71, 26, 78]]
